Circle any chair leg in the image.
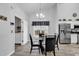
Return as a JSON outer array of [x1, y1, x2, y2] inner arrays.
[[30, 47, 32, 54], [53, 49, 55, 56], [45, 49, 47, 56], [39, 47, 40, 54], [57, 44, 59, 50], [45, 52, 47, 56]]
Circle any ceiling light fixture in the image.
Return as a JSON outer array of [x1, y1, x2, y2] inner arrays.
[[36, 3, 45, 19]]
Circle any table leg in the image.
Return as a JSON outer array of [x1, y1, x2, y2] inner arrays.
[[39, 40, 44, 54]]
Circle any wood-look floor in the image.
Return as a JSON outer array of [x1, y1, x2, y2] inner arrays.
[[12, 42, 79, 56]]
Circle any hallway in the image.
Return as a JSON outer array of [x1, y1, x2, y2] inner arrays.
[[12, 42, 79, 56]]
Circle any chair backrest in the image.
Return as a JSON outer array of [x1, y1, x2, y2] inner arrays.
[[29, 34, 33, 45], [56, 34, 59, 44], [45, 35, 56, 51]]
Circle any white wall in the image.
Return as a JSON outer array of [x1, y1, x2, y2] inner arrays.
[[0, 3, 15, 56], [23, 20, 28, 45], [57, 3, 79, 28], [0, 3, 28, 56], [28, 4, 57, 39]]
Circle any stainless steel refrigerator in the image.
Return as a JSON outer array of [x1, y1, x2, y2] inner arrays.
[[59, 23, 71, 44]]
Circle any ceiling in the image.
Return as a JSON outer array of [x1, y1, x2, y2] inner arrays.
[[16, 3, 57, 14]]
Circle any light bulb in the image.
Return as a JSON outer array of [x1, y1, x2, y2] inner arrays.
[[40, 13, 45, 18], [36, 13, 39, 17]]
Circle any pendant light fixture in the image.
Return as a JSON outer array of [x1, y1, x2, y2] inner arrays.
[[36, 3, 45, 19]]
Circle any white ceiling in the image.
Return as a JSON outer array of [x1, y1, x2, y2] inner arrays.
[[16, 3, 57, 14]]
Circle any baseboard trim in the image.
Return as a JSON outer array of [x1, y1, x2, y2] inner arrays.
[[15, 43, 21, 45], [7, 50, 15, 56]]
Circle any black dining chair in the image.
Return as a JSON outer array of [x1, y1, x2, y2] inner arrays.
[[55, 34, 59, 50], [44, 35, 56, 56], [29, 34, 40, 54]]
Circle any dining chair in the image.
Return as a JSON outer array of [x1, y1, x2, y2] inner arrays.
[[29, 34, 40, 54], [55, 34, 59, 50], [44, 35, 56, 56]]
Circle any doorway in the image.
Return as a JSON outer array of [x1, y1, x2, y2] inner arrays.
[[15, 16, 23, 45]]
